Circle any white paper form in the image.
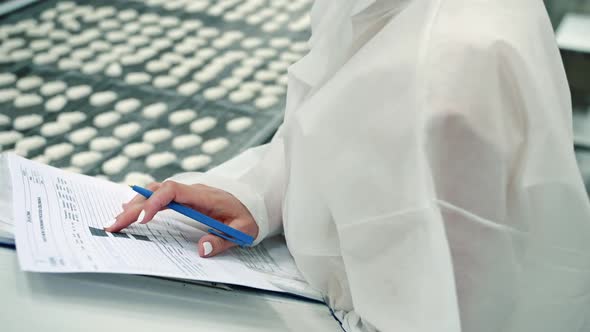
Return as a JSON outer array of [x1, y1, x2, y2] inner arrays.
[[8, 154, 321, 300]]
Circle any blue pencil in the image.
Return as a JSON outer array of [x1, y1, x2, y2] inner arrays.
[[130, 185, 254, 247]]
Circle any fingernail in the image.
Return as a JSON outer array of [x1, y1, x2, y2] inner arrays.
[[203, 242, 213, 256], [137, 210, 146, 223]]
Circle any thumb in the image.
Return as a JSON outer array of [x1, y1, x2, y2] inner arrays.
[[198, 233, 237, 258]]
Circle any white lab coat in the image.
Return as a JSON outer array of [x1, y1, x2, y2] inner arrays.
[[169, 0, 590, 331]]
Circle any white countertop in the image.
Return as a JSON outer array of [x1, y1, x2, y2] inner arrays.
[[0, 247, 341, 332]]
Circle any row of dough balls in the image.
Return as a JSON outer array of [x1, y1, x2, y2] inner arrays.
[[129, 0, 312, 32], [2, 38, 302, 111], [1, 8, 309, 68], [0, 69, 288, 113], [0, 84, 117, 115], [1, 104, 252, 166], [2, 3, 310, 51], [96, 153, 213, 186]]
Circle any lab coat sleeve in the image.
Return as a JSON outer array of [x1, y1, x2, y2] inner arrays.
[[306, 38, 530, 331], [166, 128, 286, 244]]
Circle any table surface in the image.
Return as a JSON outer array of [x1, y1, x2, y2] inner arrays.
[[0, 248, 341, 332]]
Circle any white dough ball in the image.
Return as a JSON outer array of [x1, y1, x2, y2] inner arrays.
[[15, 135, 46, 154], [269, 61, 291, 72], [71, 48, 94, 61], [146, 60, 170, 73], [281, 52, 302, 63], [142, 102, 168, 119], [33, 52, 59, 65], [0, 73, 16, 87], [277, 74, 288, 86], [45, 94, 67, 112], [113, 122, 141, 139], [13, 114, 43, 131], [241, 37, 262, 49], [290, 41, 310, 53], [57, 111, 87, 126], [270, 37, 291, 49], [71, 151, 102, 168], [169, 109, 197, 126], [40, 81, 67, 96], [220, 77, 242, 90], [90, 91, 117, 107], [44, 142, 74, 161], [177, 81, 201, 96], [160, 16, 180, 27], [0, 114, 10, 126], [143, 128, 172, 144], [0, 88, 19, 103], [115, 98, 141, 114], [63, 166, 82, 174], [254, 95, 279, 110], [0, 130, 23, 146], [68, 127, 98, 145], [11, 49, 33, 61], [32, 154, 50, 164], [152, 75, 178, 89], [261, 84, 286, 96], [125, 72, 152, 85], [93, 111, 121, 128], [121, 54, 144, 66], [14, 93, 42, 108], [89, 136, 121, 152], [226, 116, 253, 133], [41, 121, 71, 137], [203, 86, 228, 100], [105, 63, 123, 77], [102, 155, 129, 175], [146, 152, 176, 169], [48, 44, 72, 56], [201, 137, 229, 154], [141, 25, 163, 37], [190, 117, 217, 134], [81, 61, 105, 75], [124, 172, 155, 187], [172, 134, 202, 150], [127, 35, 149, 47], [232, 66, 254, 79], [181, 155, 211, 171], [198, 27, 220, 38], [57, 58, 82, 70], [228, 89, 254, 104], [123, 142, 154, 159], [161, 52, 185, 64], [240, 81, 263, 92], [29, 39, 52, 52], [118, 9, 138, 21], [169, 66, 191, 79], [241, 57, 264, 68], [66, 85, 92, 100]]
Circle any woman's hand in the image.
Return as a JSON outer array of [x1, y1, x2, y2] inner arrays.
[[104, 181, 259, 258]]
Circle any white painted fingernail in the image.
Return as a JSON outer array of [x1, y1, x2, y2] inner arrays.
[[203, 242, 213, 256], [137, 210, 146, 223]]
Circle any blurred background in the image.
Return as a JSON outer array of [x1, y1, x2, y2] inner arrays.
[[549, 0, 590, 190]]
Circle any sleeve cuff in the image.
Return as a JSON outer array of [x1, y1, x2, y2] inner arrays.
[[165, 172, 271, 245]]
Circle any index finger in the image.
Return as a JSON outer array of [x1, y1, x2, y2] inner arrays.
[[140, 181, 217, 224]]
